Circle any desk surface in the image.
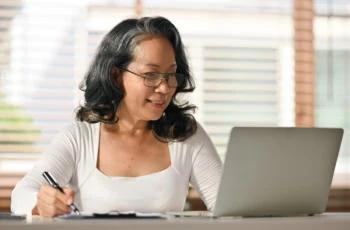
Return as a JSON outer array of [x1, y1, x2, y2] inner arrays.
[[1, 213, 350, 230]]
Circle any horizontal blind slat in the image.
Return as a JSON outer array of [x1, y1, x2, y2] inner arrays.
[[204, 60, 277, 70], [0, 145, 44, 153], [0, 0, 22, 7], [0, 124, 66, 132], [0, 21, 11, 30], [204, 93, 276, 102], [204, 104, 277, 112], [203, 116, 276, 123], [0, 112, 74, 120], [0, 9, 18, 18], [203, 72, 276, 80], [203, 83, 276, 91], [0, 134, 52, 142], [204, 50, 276, 59]]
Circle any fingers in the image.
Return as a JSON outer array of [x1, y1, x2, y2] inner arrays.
[[42, 185, 72, 205], [36, 185, 74, 218], [37, 196, 70, 217], [62, 187, 75, 204], [38, 189, 71, 212]]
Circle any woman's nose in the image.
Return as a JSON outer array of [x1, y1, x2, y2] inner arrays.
[[155, 78, 170, 94]]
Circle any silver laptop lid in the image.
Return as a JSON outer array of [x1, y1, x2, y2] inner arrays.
[[213, 127, 344, 217]]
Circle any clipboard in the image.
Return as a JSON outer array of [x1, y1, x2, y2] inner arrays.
[[0, 213, 26, 220], [56, 211, 166, 220]]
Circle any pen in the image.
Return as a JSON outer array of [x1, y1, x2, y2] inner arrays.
[[42, 171, 80, 214]]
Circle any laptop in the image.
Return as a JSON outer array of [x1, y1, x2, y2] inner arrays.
[[210, 127, 344, 217]]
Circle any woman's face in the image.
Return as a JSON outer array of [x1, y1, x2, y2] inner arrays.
[[119, 36, 177, 121]]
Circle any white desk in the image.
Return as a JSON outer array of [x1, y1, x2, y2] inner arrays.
[[1, 213, 350, 230]]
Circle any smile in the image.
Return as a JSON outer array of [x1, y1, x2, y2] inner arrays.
[[147, 99, 165, 105], [146, 99, 166, 108]]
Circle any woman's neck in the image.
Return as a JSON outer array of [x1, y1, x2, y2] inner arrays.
[[103, 111, 150, 137], [114, 118, 149, 136]]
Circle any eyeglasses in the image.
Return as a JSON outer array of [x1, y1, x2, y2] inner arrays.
[[122, 69, 185, 88]]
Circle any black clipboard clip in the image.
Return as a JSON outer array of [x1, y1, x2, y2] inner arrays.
[[57, 211, 165, 220]]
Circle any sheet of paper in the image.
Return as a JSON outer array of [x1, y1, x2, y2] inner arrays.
[[56, 211, 166, 219]]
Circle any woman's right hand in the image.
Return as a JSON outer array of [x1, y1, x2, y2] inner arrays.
[[32, 185, 75, 217]]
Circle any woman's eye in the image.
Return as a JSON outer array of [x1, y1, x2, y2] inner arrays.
[[144, 72, 160, 79], [167, 73, 177, 78]]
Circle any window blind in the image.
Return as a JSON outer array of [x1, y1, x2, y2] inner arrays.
[[314, 0, 350, 185], [201, 46, 279, 158], [315, 49, 350, 172], [0, 1, 80, 155]]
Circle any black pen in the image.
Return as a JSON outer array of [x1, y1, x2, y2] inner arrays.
[[42, 171, 80, 214]]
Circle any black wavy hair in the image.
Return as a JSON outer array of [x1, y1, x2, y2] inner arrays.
[[76, 16, 197, 142]]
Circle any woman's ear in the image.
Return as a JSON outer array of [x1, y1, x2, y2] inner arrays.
[[111, 67, 124, 88]]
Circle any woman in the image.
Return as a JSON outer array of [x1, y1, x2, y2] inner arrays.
[[11, 16, 222, 218]]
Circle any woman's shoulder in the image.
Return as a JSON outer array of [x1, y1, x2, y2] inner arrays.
[[56, 121, 99, 141], [50, 121, 99, 159], [173, 121, 211, 150], [68, 120, 98, 131], [171, 121, 220, 167], [184, 121, 210, 143]]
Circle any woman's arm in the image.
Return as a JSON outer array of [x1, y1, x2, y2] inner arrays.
[[11, 123, 79, 215], [189, 123, 223, 211]]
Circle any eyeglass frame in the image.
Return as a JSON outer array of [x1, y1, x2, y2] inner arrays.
[[121, 68, 185, 88]]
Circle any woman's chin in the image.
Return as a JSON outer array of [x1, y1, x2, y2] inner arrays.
[[150, 114, 163, 121], [146, 111, 164, 121]]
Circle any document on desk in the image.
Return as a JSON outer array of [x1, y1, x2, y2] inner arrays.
[[56, 211, 166, 220], [167, 211, 215, 218], [0, 213, 26, 220]]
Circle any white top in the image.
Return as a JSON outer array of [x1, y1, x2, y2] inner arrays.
[[11, 121, 223, 215]]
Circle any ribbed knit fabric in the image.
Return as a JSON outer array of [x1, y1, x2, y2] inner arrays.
[[11, 121, 222, 215]]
